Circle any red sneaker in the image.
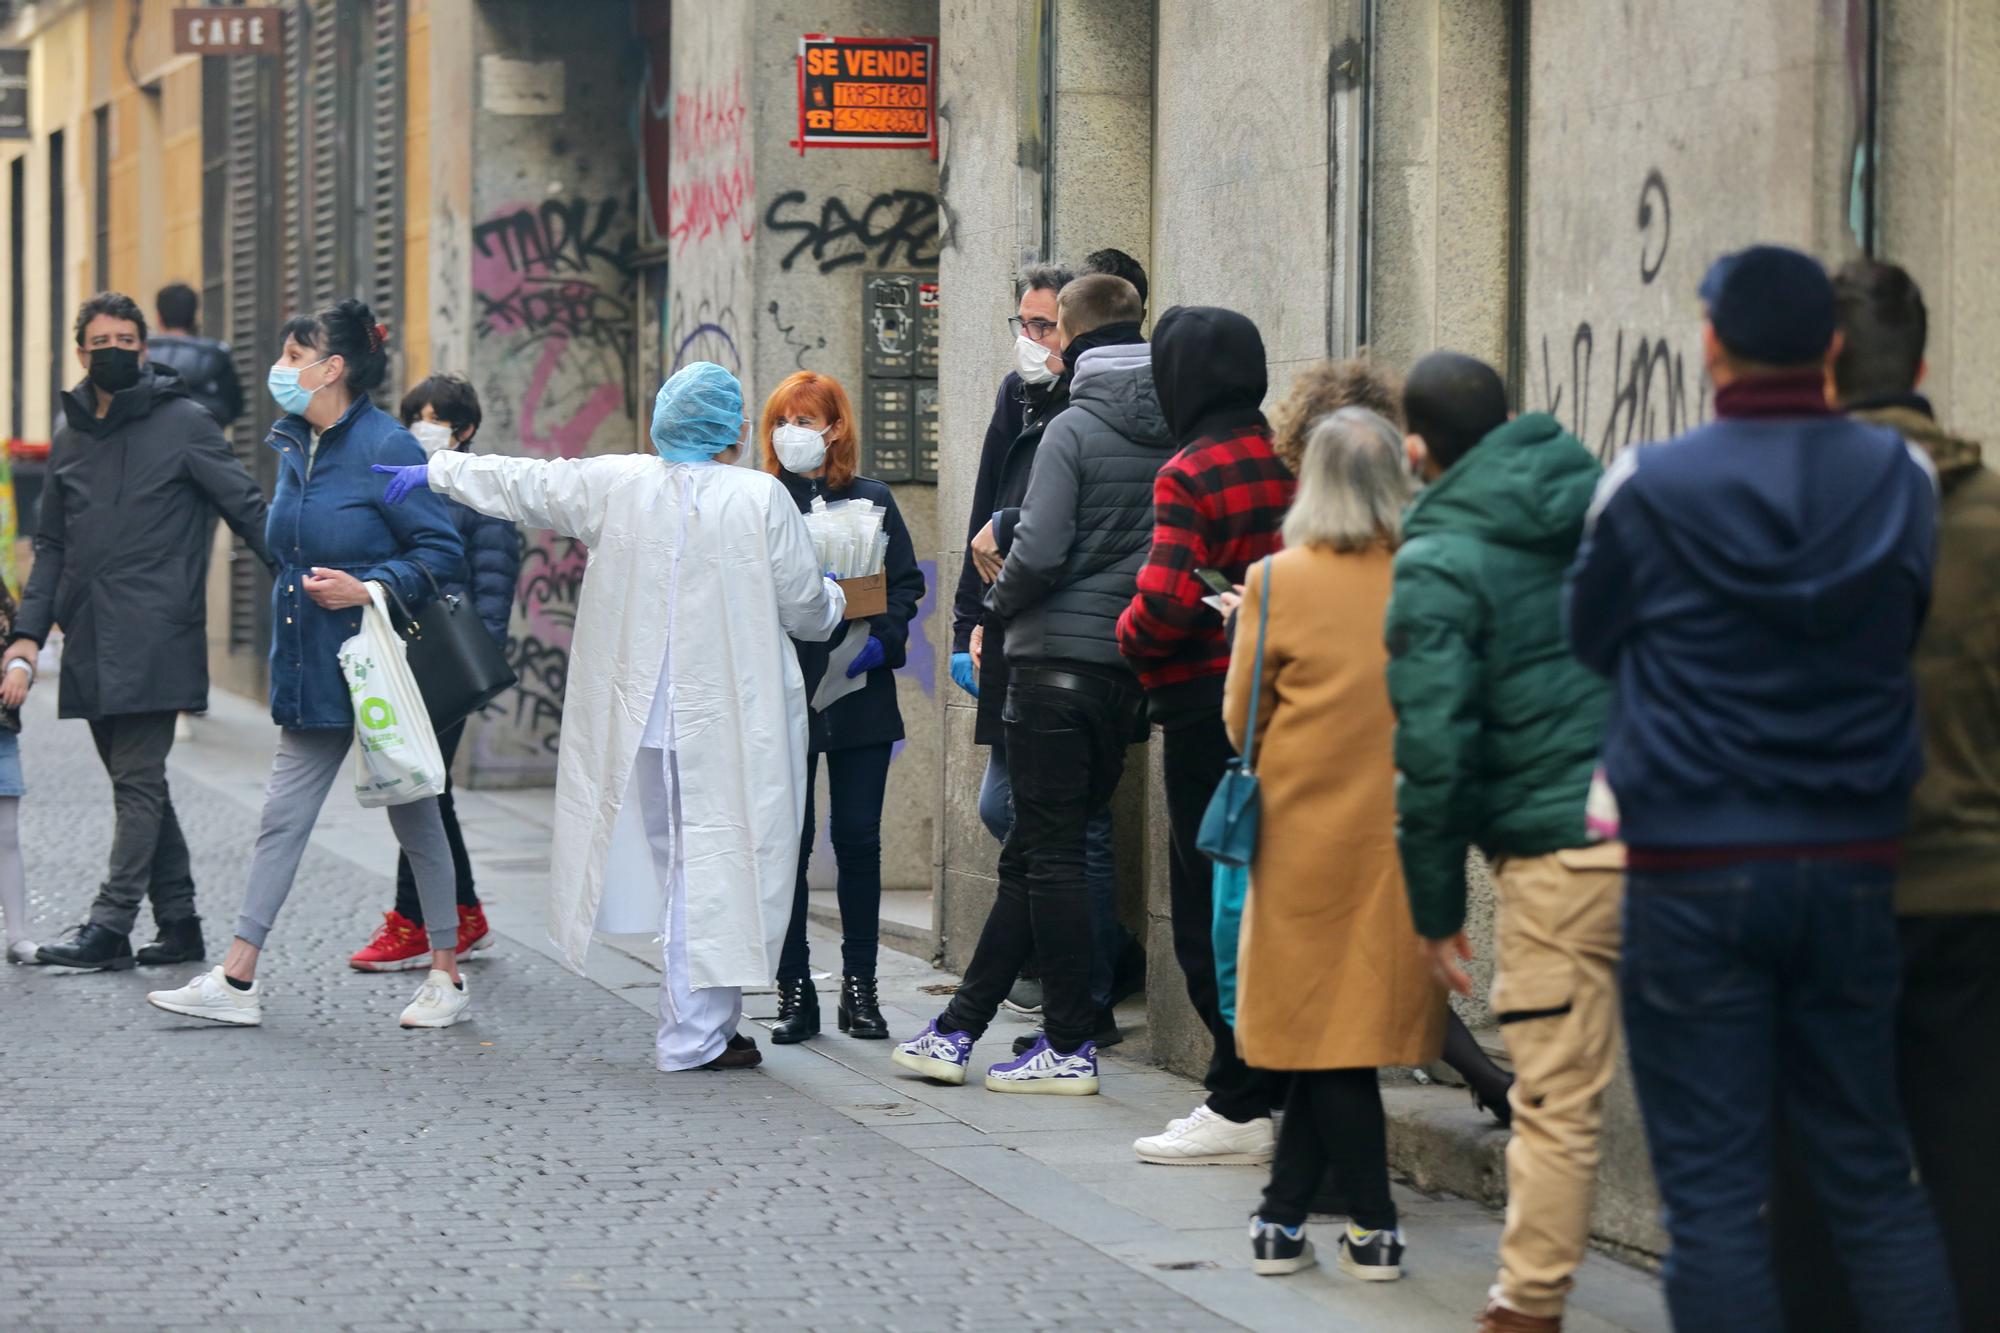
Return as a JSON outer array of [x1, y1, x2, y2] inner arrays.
[[457, 903, 494, 957], [348, 911, 429, 972]]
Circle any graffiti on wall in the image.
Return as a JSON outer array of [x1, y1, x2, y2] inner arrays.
[[766, 299, 826, 369], [471, 195, 637, 755], [764, 189, 942, 274], [664, 74, 756, 257], [1536, 169, 1707, 459]]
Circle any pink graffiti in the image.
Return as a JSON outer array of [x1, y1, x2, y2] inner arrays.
[[519, 340, 622, 460], [664, 73, 756, 256]]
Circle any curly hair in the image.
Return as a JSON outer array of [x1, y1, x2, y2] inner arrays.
[[1269, 356, 1403, 476]]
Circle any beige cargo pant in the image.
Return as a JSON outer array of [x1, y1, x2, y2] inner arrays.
[[1486, 843, 1625, 1319]]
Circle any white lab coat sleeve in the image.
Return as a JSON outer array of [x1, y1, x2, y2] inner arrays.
[[768, 492, 844, 642], [428, 450, 623, 547]]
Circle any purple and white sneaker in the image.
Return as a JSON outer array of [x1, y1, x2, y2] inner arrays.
[[891, 1019, 975, 1085], [984, 1035, 1099, 1096]]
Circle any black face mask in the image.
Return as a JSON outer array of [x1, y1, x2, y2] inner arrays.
[[87, 346, 142, 395]]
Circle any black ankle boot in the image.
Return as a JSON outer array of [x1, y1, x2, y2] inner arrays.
[[769, 977, 820, 1044], [838, 975, 888, 1039], [136, 917, 206, 966]]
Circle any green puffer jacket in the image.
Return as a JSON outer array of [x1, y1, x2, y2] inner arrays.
[[1385, 412, 1610, 939]]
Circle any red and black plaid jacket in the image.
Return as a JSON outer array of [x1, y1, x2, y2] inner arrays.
[[1116, 424, 1295, 717]]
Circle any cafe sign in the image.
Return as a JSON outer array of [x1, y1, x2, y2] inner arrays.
[[172, 7, 284, 57], [794, 35, 937, 156]]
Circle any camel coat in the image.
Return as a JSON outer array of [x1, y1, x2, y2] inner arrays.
[[1224, 544, 1446, 1071]]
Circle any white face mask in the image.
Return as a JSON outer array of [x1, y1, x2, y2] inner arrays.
[[410, 420, 455, 457], [1015, 333, 1061, 385], [772, 423, 828, 474]]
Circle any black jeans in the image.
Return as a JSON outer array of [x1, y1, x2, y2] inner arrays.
[[943, 673, 1141, 1051], [1774, 912, 1999, 1332], [778, 742, 893, 982], [86, 712, 197, 934], [393, 722, 479, 923], [1260, 1069, 1395, 1231], [1161, 711, 1282, 1122]]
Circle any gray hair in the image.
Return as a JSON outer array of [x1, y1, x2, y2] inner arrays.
[[1281, 406, 1412, 552], [1019, 262, 1075, 297]]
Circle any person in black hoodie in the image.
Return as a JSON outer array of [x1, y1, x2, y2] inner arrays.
[[18, 293, 274, 972], [1566, 246, 1955, 1333], [1116, 308, 1294, 1165], [760, 371, 926, 1044], [894, 275, 1161, 1094]]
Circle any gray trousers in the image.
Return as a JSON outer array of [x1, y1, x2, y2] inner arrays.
[[87, 712, 197, 935], [234, 728, 459, 953]]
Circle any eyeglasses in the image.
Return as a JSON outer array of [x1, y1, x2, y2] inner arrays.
[[1007, 316, 1058, 340]]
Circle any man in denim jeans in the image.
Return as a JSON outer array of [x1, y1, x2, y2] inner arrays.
[[1567, 245, 1956, 1333]]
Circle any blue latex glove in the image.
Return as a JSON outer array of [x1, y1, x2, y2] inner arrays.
[[845, 634, 887, 679], [950, 651, 979, 698], [372, 462, 431, 506]]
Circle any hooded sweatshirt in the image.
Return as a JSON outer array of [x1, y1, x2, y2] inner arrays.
[[987, 341, 1172, 672], [1566, 372, 1939, 851], [1853, 397, 2000, 915], [1386, 413, 1611, 939], [1116, 307, 1295, 720]]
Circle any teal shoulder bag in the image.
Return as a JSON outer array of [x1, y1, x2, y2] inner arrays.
[[1195, 555, 1272, 868]]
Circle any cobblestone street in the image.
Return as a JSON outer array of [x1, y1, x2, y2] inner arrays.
[[0, 699, 1230, 1331], [0, 691, 1665, 1333]]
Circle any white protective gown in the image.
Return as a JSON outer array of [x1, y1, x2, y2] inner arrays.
[[426, 450, 844, 1000]]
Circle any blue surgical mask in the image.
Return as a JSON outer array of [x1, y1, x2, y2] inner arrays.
[[268, 357, 331, 415]]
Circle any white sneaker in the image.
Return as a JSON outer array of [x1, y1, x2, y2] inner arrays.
[[1133, 1103, 1275, 1165], [6, 939, 39, 964], [399, 969, 470, 1028], [146, 966, 263, 1026]]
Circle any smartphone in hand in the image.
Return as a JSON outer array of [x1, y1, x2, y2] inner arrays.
[[1195, 567, 1233, 614]]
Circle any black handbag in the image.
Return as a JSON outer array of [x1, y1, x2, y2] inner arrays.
[[378, 568, 518, 735]]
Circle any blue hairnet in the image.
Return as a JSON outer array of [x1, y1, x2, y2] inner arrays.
[[650, 362, 744, 462]]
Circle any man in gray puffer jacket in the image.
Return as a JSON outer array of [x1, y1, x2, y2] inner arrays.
[[892, 274, 1169, 1096]]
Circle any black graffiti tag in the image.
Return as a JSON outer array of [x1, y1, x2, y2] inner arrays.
[[1638, 169, 1671, 285], [472, 197, 636, 278], [764, 190, 942, 274]]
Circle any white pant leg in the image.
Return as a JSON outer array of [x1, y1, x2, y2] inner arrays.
[[640, 747, 742, 1072]]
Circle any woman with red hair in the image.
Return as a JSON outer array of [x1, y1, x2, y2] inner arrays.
[[760, 371, 926, 1044]]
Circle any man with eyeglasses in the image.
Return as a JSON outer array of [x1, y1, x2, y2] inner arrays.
[[950, 259, 1147, 1045]]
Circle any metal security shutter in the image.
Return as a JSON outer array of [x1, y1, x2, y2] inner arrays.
[[282, 0, 346, 310], [278, 1, 400, 396], [224, 52, 281, 658], [363, 0, 404, 397]]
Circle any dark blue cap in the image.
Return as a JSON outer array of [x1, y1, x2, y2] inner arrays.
[[1698, 245, 1837, 366]]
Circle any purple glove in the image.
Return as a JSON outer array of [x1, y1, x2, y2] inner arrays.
[[845, 634, 887, 679], [371, 462, 431, 506]]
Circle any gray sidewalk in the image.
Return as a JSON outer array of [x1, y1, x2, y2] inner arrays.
[[3, 687, 1667, 1331]]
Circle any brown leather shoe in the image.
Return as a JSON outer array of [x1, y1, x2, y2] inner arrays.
[[1476, 1302, 1560, 1332], [701, 1033, 763, 1070]]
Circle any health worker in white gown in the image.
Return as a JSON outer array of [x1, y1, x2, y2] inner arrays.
[[376, 361, 845, 1070]]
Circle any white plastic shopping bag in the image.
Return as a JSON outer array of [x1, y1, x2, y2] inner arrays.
[[338, 581, 448, 807]]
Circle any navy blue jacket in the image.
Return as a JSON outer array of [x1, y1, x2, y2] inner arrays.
[[443, 490, 521, 648], [265, 398, 465, 729], [778, 470, 925, 753], [952, 373, 1027, 654], [1566, 375, 1939, 847]]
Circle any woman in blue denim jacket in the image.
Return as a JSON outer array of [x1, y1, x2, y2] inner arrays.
[[145, 299, 472, 1033]]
